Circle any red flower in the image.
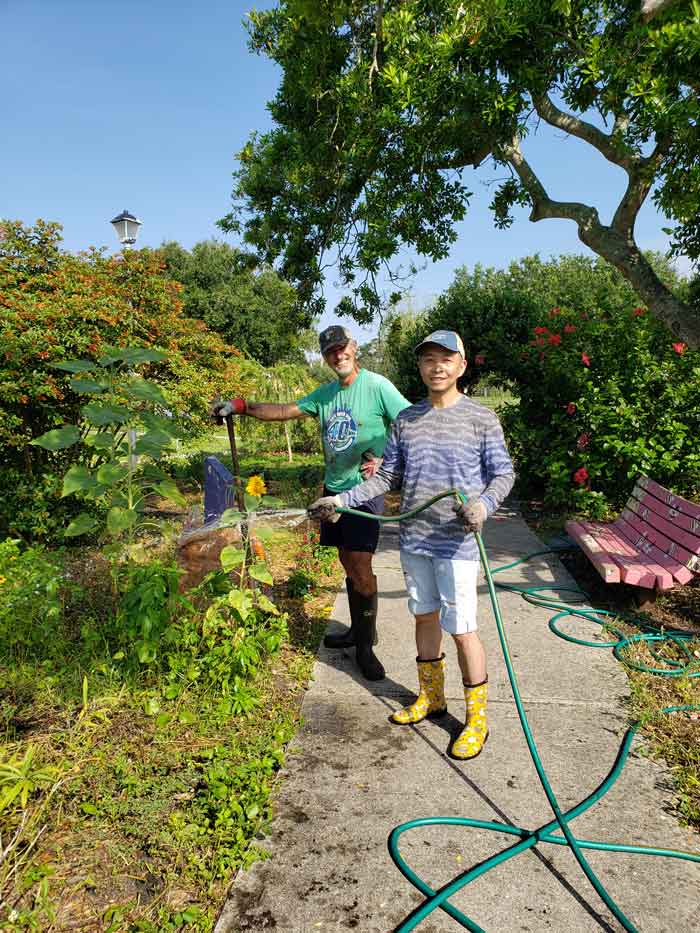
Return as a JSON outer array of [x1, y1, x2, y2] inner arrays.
[[548, 333, 562, 346], [564, 324, 576, 334], [573, 467, 589, 485], [581, 353, 591, 367], [672, 342, 687, 355], [533, 326, 549, 335], [535, 336, 546, 346], [632, 307, 646, 317], [576, 432, 591, 450], [474, 354, 486, 365], [566, 402, 577, 416]]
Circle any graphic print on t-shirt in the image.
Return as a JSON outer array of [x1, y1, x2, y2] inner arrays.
[[325, 406, 357, 452]]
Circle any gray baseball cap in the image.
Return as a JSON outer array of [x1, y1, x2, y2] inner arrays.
[[414, 329, 466, 357], [319, 325, 353, 354]]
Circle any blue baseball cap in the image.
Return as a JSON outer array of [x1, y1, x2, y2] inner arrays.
[[414, 330, 466, 358]]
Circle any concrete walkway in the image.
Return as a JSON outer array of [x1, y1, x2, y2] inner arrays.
[[216, 506, 699, 933]]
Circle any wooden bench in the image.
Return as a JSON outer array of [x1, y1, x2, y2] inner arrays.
[[566, 476, 700, 598]]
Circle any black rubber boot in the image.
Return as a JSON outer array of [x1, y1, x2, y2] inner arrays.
[[324, 578, 356, 649], [354, 590, 385, 681]]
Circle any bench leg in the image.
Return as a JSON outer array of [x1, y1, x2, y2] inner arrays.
[[634, 587, 657, 610]]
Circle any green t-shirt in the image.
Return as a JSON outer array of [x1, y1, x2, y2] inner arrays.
[[297, 369, 410, 492]]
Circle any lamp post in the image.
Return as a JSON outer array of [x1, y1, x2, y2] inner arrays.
[[110, 209, 142, 248]]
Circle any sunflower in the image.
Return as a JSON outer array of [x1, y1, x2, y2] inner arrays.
[[245, 475, 267, 497]]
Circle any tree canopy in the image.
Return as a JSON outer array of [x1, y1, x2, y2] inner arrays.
[[159, 239, 316, 366], [222, 0, 700, 345]]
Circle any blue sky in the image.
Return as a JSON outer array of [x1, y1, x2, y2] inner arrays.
[[2, 0, 683, 342]]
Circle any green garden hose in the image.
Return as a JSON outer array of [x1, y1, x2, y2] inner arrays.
[[335, 490, 700, 932]]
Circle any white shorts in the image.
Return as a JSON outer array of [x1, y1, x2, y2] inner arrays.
[[400, 552, 479, 635]]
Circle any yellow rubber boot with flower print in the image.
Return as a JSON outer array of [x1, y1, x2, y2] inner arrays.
[[450, 678, 489, 760], [391, 655, 447, 725]]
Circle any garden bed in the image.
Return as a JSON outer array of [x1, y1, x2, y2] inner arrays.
[[0, 516, 341, 932]]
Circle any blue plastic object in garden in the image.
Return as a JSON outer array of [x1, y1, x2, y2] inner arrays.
[[204, 456, 236, 522]]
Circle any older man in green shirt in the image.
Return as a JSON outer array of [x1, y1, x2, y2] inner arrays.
[[211, 325, 409, 681]]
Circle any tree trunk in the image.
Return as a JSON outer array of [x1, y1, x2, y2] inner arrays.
[[284, 421, 293, 462], [576, 224, 700, 347]]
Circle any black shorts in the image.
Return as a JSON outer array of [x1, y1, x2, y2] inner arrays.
[[319, 486, 384, 553]]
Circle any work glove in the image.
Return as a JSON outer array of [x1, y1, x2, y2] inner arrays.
[[307, 494, 343, 523], [360, 454, 383, 479], [453, 499, 488, 535], [209, 397, 247, 421]]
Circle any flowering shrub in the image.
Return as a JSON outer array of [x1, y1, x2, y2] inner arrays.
[[0, 220, 258, 539], [499, 300, 700, 514], [385, 254, 699, 515]]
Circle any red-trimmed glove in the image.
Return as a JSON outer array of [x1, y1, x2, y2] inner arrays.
[[209, 397, 247, 421]]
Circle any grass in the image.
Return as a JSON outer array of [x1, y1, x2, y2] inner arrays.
[[471, 387, 518, 411], [0, 516, 342, 931], [168, 429, 325, 510]]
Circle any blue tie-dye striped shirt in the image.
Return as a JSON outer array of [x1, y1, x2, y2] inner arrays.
[[340, 396, 515, 560]]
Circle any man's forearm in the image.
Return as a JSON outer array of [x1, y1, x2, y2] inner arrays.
[[246, 402, 303, 421]]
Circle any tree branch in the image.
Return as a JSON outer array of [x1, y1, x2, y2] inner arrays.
[[641, 0, 680, 22], [502, 137, 700, 346], [533, 93, 635, 171], [503, 137, 601, 228], [368, 1, 384, 89], [611, 142, 668, 236]]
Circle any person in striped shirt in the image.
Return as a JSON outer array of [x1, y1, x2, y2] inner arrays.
[[308, 330, 515, 760]]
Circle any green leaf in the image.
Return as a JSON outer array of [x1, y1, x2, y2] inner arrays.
[[220, 545, 245, 572], [30, 425, 81, 450], [227, 587, 252, 620], [81, 403, 130, 426], [123, 378, 168, 405], [249, 561, 273, 585], [80, 802, 99, 815], [86, 431, 115, 450], [134, 429, 173, 456], [62, 465, 98, 497], [246, 804, 259, 820], [244, 493, 261, 512], [156, 480, 186, 507], [100, 347, 168, 366], [65, 513, 99, 538], [96, 461, 130, 485], [255, 592, 279, 615], [83, 483, 108, 501], [143, 697, 160, 716], [219, 509, 244, 526], [69, 378, 105, 394], [261, 496, 285, 507], [106, 507, 138, 536], [155, 713, 172, 729], [112, 651, 125, 660], [52, 359, 95, 373], [178, 710, 197, 725]]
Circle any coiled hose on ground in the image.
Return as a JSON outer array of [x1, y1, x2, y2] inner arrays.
[[335, 489, 700, 933]]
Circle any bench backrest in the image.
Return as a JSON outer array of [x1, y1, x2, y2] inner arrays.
[[622, 476, 700, 576]]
